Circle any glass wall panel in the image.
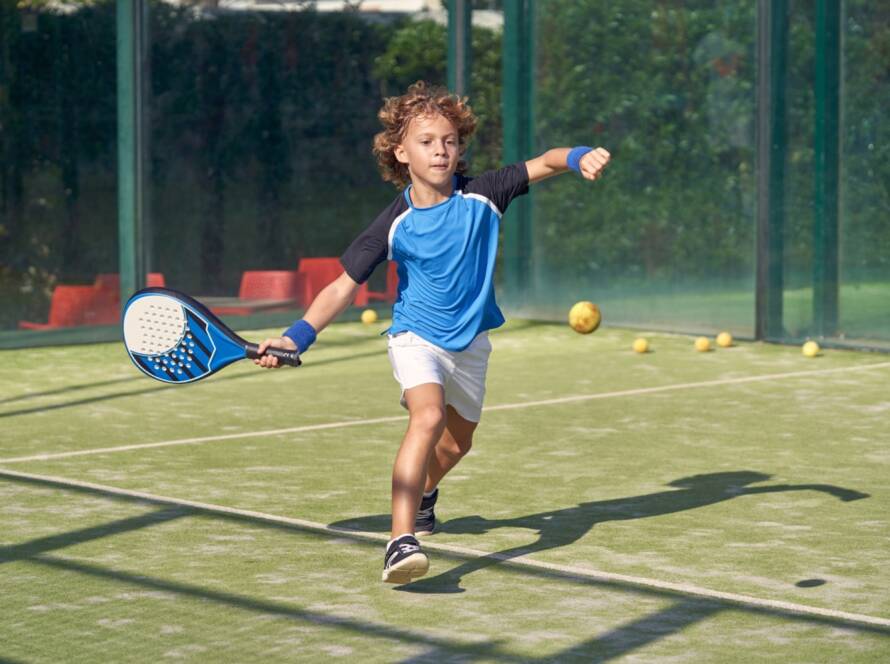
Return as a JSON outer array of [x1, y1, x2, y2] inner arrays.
[[780, 0, 816, 340], [5, 1, 884, 350], [0, 1, 119, 335], [147, 0, 502, 325], [525, 1, 758, 337], [838, 1, 890, 347], [148, 1, 395, 317]]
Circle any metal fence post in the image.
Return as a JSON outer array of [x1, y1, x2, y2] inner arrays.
[[756, 0, 788, 340], [813, 0, 840, 338], [502, 0, 534, 305], [117, 0, 147, 306], [447, 0, 472, 97]]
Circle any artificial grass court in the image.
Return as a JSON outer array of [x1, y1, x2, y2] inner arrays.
[[1, 319, 889, 662]]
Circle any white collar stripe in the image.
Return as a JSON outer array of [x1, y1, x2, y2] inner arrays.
[[461, 192, 503, 218], [387, 207, 413, 261], [388, 192, 503, 259]]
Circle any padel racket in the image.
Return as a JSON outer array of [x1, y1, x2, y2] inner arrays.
[[123, 287, 300, 384]]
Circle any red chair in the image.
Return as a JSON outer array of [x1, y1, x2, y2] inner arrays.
[[18, 285, 97, 330], [93, 272, 166, 294], [18, 273, 168, 329], [360, 261, 399, 305], [237, 270, 304, 300], [90, 272, 167, 324], [211, 270, 305, 316], [297, 257, 369, 306]]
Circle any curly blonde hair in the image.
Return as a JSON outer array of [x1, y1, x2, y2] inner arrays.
[[373, 81, 478, 188]]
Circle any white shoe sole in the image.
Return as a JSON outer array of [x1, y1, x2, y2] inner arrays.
[[382, 552, 430, 584], [414, 526, 435, 537]]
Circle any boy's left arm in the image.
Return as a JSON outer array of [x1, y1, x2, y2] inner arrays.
[[525, 146, 611, 184]]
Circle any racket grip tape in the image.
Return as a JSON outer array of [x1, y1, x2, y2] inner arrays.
[[245, 343, 301, 367]]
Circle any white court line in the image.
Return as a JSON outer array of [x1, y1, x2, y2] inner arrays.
[[0, 415, 411, 464], [1, 467, 888, 631], [484, 360, 890, 412], [3, 360, 890, 465]]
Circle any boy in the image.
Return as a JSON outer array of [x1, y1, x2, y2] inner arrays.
[[255, 81, 610, 584]]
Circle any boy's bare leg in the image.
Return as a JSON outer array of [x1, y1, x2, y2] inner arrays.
[[425, 405, 477, 493], [391, 383, 447, 539]]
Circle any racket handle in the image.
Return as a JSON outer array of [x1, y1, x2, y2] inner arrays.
[[245, 343, 301, 367]]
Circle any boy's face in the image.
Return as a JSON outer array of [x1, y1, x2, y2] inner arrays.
[[394, 113, 459, 190]]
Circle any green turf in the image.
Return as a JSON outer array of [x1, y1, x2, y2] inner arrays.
[[2, 320, 889, 662]]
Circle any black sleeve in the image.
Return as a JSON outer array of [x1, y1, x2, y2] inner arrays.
[[339, 194, 408, 284], [462, 162, 530, 215]]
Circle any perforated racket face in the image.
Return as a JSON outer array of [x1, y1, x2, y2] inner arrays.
[[124, 295, 186, 355], [123, 292, 217, 383]]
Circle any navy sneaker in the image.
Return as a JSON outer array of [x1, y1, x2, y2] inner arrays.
[[382, 534, 429, 584], [415, 488, 438, 536]]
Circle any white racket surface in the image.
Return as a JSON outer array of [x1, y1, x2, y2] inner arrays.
[[123, 294, 187, 355]]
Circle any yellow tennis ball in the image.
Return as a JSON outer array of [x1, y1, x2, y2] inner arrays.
[[568, 301, 601, 334], [633, 337, 649, 353], [694, 336, 711, 352], [716, 331, 733, 348], [360, 309, 378, 325], [802, 340, 820, 358]]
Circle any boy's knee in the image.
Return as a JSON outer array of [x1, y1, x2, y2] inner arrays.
[[440, 432, 472, 460], [454, 435, 472, 456], [409, 404, 447, 435]]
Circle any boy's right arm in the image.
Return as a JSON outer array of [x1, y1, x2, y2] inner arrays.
[[254, 271, 362, 368], [258, 192, 401, 368]]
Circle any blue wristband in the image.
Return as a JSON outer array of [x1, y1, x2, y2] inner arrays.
[[567, 146, 593, 173], [282, 319, 317, 353]]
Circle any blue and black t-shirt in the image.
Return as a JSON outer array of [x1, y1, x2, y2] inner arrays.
[[340, 162, 529, 352]]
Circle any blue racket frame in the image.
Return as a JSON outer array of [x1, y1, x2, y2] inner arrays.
[[123, 287, 299, 384]]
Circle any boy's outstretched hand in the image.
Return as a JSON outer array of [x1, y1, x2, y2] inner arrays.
[[579, 147, 611, 181], [254, 336, 298, 369]]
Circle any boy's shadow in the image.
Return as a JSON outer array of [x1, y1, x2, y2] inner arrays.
[[328, 471, 868, 594]]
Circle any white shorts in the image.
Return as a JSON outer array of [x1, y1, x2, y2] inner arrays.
[[387, 331, 492, 423]]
